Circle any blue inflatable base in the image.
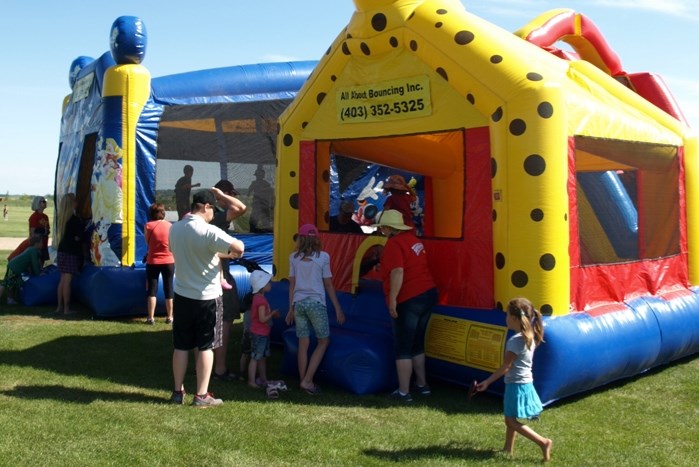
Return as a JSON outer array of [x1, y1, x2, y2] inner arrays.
[[20, 262, 273, 318], [20, 258, 699, 402]]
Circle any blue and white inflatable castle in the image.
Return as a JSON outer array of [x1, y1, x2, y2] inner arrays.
[[24, 16, 314, 315]]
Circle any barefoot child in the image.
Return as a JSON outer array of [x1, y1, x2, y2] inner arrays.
[[247, 270, 279, 391], [285, 224, 345, 395], [475, 297, 553, 462]]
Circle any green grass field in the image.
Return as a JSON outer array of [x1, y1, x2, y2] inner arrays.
[[0, 300, 697, 465]]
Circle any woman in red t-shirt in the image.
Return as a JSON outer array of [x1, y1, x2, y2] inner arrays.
[[28, 196, 50, 263], [144, 203, 175, 324], [375, 209, 438, 403]]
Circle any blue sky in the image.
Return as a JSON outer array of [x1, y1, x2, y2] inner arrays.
[[1, 0, 697, 195]]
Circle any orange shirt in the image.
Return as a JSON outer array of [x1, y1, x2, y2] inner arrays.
[[145, 220, 174, 265]]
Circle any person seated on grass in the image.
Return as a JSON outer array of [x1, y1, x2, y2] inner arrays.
[[6, 227, 46, 262], [0, 235, 43, 305]]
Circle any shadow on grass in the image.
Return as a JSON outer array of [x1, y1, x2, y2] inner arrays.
[[363, 441, 499, 462], [0, 309, 509, 413], [0, 384, 164, 404], [0, 325, 174, 391]]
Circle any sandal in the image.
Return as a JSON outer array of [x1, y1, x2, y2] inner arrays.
[[266, 386, 279, 399], [267, 380, 288, 392], [467, 379, 478, 402]]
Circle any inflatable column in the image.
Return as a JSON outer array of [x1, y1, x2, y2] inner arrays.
[[99, 16, 150, 266]]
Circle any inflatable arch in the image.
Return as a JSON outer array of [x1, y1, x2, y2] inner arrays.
[[273, 0, 699, 401], [24, 16, 314, 315]]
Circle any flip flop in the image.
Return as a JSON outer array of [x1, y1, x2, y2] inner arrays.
[[467, 380, 479, 401]]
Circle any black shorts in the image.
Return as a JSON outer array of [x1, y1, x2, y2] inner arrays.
[[393, 288, 438, 359], [172, 294, 223, 351], [221, 258, 241, 321], [145, 263, 175, 298]]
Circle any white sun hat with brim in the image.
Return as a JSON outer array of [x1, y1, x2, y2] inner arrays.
[[372, 209, 412, 231], [250, 270, 272, 294]]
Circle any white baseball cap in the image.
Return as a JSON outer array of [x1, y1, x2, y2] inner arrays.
[[250, 270, 272, 293]]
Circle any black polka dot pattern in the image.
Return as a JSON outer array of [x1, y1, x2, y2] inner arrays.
[[371, 13, 387, 31], [524, 154, 546, 176], [511, 270, 528, 288], [492, 107, 503, 122], [537, 102, 553, 118], [495, 253, 505, 269], [539, 253, 555, 270], [454, 30, 475, 45], [274, 3, 570, 316], [509, 119, 526, 136]]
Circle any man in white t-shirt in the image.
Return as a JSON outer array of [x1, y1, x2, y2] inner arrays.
[[168, 189, 245, 407]]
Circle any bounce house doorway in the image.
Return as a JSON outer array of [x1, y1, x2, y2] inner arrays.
[[296, 127, 496, 309]]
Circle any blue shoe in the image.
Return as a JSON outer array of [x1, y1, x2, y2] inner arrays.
[[389, 389, 413, 403], [170, 390, 186, 405], [413, 384, 431, 396]]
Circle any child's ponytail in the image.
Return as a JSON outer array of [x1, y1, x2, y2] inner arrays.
[[507, 297, 545, 349]]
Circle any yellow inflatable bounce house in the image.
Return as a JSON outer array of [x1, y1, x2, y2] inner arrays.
[[273, 0, 699, 401]]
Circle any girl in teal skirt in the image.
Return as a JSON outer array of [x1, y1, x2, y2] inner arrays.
[[475, 297, 553, 462]]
